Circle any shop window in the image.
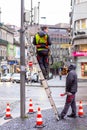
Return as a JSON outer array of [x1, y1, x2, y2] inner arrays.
[[81, 63, 87, 76], [80, 45, 87, 51], [74, 45, 79, 51]]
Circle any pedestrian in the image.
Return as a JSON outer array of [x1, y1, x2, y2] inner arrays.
[[59, 68, 62, 80], [59, 64, 78, 119], [33, 26, 52, 79], [25, 69, 29, 84]]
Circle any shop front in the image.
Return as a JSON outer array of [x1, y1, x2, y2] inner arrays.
[[81, 62, 87, 77], [72, 51, 87, 79], [8, 60, 19, 73]]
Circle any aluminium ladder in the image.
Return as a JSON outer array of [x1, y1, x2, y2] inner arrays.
[[26, 33, 59, 121]]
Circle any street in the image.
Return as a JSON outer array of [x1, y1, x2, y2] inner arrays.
[[0, 82, 65, 114], [0, 80, 87, 119], [0, 78, 87, 129]]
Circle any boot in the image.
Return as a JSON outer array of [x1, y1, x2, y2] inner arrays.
[[67, 114, 77, 118], [45, 68, 49, 80]]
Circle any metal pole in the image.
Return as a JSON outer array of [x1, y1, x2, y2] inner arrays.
[[31, 0, 33, 26], [38, 2, 40, 25], [20, 0, 25, 118], [0, 8, 1, 23]]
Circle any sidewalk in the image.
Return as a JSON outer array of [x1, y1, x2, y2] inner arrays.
[[47, 75, 87, 87], [0, 106, 87, 130], [26, 75, 87, 87]]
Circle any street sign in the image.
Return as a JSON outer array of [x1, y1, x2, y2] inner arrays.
[[28, 61, 33, 67]]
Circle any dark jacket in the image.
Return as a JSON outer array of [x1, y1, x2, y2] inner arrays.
[[66, 64, 78, 94]]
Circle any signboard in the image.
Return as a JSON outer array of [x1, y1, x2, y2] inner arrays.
[[72, 51, 87, 57]]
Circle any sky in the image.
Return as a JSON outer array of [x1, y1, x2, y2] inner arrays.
[[0, 0, 71, 27]]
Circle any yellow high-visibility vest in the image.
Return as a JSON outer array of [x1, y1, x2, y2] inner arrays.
[[35, 33, 48, 51]]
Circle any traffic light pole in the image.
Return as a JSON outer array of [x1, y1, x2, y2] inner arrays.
[[20, 0, 25, 118]]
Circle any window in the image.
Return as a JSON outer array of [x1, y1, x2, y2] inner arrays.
[[76, 0, 80, 4], [81, 63, 87, 77], [76, 20, 80, 30], [0, 30, 1, 38], [80, 45, 87, 51], [76, 0, 87, 4], [80, 0, 87, 3], [81, 19, 86, 29], [75, 19, 87, 31]]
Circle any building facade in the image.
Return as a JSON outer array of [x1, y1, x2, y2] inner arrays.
[[6, 24, 28, 73], [71, 0, 87, 79], [0, 23, 71, 74], [0, 23, 14, 74], [48, 24, 71, 65]]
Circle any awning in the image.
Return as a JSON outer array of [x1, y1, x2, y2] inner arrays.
[[8, 60, 18, 65]]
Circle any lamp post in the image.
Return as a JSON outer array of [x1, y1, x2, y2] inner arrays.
[[20, 0, 25, 118]]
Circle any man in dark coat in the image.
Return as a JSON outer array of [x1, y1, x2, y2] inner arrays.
[[59, 64, 78, 119]]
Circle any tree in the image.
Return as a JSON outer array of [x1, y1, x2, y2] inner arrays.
[[50, 61, 63, 76]]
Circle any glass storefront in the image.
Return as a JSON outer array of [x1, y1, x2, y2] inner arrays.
[[81, 62, 87, 76]]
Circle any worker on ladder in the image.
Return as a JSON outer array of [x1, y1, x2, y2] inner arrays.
[[33, 26, 52, 79]]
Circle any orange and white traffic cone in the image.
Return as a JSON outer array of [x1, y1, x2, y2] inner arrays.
[[28, 99, 35, 114], [78, 100, 84, 117], [4, 103, 12, 120], [35, 107, 45, 128]]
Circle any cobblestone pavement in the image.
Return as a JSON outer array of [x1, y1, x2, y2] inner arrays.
[[0, 106, 87, 130]]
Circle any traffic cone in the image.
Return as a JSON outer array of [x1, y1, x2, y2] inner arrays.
[[35, 107, 45, 128], [28, 99, 35, 114], [78, 100, 84, 117], [4, 103, 12, 120]]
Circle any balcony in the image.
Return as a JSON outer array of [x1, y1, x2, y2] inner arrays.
[[0, 39, 8, 45]]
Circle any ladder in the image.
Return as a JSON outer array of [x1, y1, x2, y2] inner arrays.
[[26, 32, 59, 121]]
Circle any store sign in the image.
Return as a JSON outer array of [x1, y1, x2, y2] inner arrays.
[[72, 51, 87, 57]]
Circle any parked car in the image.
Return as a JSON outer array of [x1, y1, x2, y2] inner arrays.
[[49, 72, 53, 79], [1, 73, 13, 82], [38, 72, 53, 82], [11, 73, 20, 83], [30, 73, 39, 82]]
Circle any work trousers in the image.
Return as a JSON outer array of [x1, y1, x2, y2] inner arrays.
[[37, 50, 49, 78], [61, 94, 76, 117]]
